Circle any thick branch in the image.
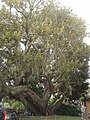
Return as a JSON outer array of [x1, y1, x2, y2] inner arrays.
[[42, 76, 53, 102], [42, 87, 51, 102], [50, 95, 65, 114], [4, 85, 42, 105], [17, 93, 41, 115]]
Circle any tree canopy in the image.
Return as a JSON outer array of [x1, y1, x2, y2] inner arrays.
[[0, 0, 89, 115]]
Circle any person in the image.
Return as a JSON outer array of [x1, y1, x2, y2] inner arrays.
[[81, 104, 86, 119], [80, 94, 86, 106]]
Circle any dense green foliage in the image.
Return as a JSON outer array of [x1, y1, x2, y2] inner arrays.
[[0, 0, 89, 115], [11, 101, 26, 112], [54, 104, 81, 116]]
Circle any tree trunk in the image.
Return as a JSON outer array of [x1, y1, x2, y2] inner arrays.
[[2, 85, 64, 116], [3, 85, 49, 115]]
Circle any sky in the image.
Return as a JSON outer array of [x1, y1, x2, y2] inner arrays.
[[56, 0, 90, 45]]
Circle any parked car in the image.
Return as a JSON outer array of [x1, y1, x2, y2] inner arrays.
[[0, 107, 19, 120]]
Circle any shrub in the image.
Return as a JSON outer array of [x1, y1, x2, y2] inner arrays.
[[54, 103, 81, 116]]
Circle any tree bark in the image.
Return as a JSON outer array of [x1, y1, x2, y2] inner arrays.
[[2, 85, 65, 115], [3, 85, 49, 115]]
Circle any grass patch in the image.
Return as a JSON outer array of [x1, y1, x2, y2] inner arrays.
[[19, 115, 82, 120]]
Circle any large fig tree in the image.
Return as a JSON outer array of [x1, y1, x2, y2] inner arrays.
[[0, 0, 89, 115]]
